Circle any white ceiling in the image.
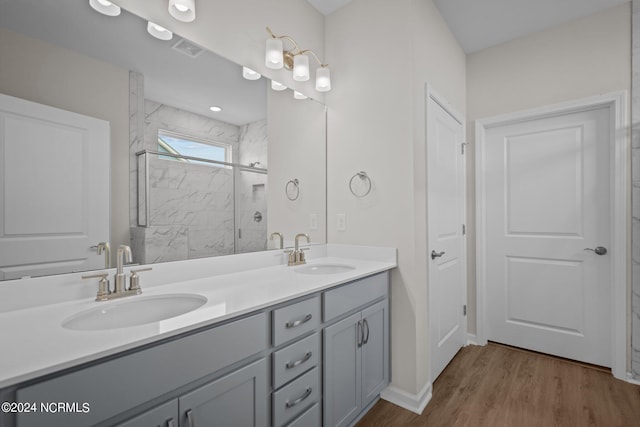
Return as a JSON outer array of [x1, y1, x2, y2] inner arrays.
[[307, 0, 630, 54], [0, 0, 267, 126]]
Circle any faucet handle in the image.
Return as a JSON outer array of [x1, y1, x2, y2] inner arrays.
[[82, 272, 110, 301], [128, 268, 152, 293], [284, 250, 296, 266]]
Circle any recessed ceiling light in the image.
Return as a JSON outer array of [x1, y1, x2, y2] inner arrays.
[[242, 66, 261, 81], [294, 91, 308, 100], [209, 106, 222, 112], [147, 22, 173, 41], [271, 81, 287, 91], [89, 0, 121, 16], [168, 0, 196, 22]]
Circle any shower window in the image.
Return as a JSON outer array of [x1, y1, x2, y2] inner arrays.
[[158, 129, 231, 167]]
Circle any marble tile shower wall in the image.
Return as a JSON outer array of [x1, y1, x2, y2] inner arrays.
[[633, 0, 640, 380], [128, 70, 267, 263], [236, 120, 268, 254]]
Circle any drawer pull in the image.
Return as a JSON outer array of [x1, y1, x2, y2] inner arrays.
[[285, 387, 313, 408], [286, 352, 313, 369], [186, 409, 195, 427], [167, 419, 176, 427], [285, 314, 312, 329]]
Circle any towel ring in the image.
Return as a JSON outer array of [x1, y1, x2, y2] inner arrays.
[[286, 179, 300, 201], [349, 171, 371, 198]]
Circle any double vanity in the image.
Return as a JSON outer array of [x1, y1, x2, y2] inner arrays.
[[0, 244, 396, 427]]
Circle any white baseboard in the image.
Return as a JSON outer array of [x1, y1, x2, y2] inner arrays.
[[380, 382, 432, 415], [626, 372, 640, 385], [466, 333, 479, 346]]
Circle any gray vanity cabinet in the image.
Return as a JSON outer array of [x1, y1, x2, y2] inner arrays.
[[179, 358, 267, 427], [322, 273, 389, 427], [116, 400, 178, 427]]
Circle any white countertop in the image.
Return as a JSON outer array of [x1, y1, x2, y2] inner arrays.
[[0, 245, 396, 389]]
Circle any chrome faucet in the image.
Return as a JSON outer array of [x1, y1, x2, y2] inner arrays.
[[83, 245, 152, 301], [114, 245, 132, 294], [286, 233, 310, 266], [93, 242, 111, 269], [270, 232, 284, 249]]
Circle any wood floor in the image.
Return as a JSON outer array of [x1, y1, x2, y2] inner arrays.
[[356, 343, 640, 427]]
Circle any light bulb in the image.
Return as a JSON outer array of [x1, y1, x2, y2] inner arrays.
[[315, 66, 331, 92], [168, 0, 196, 22], [209, 106, 222, 112], [89, 0, 121, 16], [265, 38, 284, 69], [293, 55, 310, 81], [294, 91, 308, 100]]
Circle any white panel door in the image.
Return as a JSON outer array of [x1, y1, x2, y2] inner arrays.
[[0, 94, 110, 279], [484, 106, 611, 367], [427, 91, 466, 380]]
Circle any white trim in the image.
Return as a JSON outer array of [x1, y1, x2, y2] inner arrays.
[[474, 91, 629, 380], [380, 382, 432, 415], [626, 372, 640, 385], [425, 84, 468, 380], [466, 333, 479, 346]]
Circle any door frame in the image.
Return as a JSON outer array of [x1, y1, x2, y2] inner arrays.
[[475, 91, 629, 380], [426, 84, 468, 379]]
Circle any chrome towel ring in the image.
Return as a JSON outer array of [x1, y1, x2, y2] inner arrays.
[[349, 171, 371, 198], [286, 178, 300, 201]]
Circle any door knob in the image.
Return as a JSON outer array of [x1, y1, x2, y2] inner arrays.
[[584, 246, 607, 256], [431, 250, 445, 260]]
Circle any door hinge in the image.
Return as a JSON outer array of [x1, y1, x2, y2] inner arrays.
[[463, 305, 467, 316], [461, 142, 468, 154], [462, 224, 466, 235]]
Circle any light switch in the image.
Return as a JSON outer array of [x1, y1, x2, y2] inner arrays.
[[336, 213, 346, 231], [310, 213, 318, 230]]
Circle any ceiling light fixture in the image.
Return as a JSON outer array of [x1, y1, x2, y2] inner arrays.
[[147, 22, 173, 41], [89, 0, 121, 16], [168, 0, 196, 22], [271, 81, 287, 91], [242, 66, 262, 81], [293, 91, 308, 100], [209, 106, 222, 112], [265, 26, 331, 92]]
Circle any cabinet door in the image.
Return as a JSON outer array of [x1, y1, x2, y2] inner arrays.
[[323, 312, 361, 427], [116, 400, 179, 427], [179, 358, 267, 427], [361, 300, 389, 408]]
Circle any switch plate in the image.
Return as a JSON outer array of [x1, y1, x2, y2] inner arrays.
[[310, 213, 318, 230], [336, 213, 346, 231]]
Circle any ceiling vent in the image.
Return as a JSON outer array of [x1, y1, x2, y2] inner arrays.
[[172, 38, 205, 58]]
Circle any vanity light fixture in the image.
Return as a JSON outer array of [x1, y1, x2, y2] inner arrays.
[[271, 81, 287, 91], [89, 0, 121, 16], [168, 0, 196, 22], [293, 91, 308, 100], [265, 27, 332, 92], [147, 22, 173, 41], [242, 66, 262, 81], [209, 106, 222, 112]]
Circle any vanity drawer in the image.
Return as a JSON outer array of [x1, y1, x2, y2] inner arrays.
[[272, 367, 320, 427], [272, 296, 320, 347], [323, 271, 388, 322], [286, 402, 321, 427], [272, 332, 320, 389], [16, 313, 267, 427]]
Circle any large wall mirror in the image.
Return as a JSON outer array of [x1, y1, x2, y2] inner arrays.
[[0, 0, 326, 280]]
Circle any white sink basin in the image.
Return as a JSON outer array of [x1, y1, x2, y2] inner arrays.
[[295, 264, 356, 275], [62, 294, 207, 331]]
